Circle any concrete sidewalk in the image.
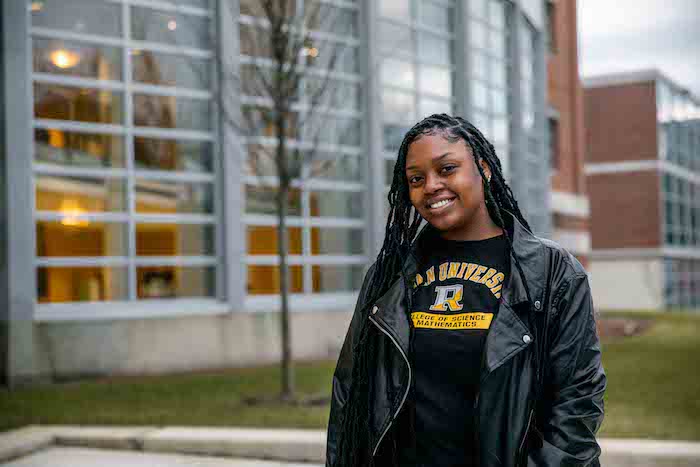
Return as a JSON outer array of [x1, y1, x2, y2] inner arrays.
[[2, 426, 700, 466], [2, 447, 322, 467]]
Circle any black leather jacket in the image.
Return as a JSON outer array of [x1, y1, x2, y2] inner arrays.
[[326, 209, 607, 466]]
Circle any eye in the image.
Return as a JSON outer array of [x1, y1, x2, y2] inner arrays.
[[440, 165, 456, 174], [408, 175, 423, 185]]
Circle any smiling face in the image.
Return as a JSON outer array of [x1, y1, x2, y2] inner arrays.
[[405, 132, 501, 241]]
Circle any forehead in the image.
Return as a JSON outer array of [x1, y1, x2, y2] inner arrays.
[[405, 133, 471, 167]]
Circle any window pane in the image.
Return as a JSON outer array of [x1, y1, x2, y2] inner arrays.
[[422, 2, 451, 30], [247, 265, 303, 294], [304, 117, 361, 146], [239, 23, 272, 59], [384, 124, 409, 152], [37, 221, 127, 257], [470, 21, 487, 49], [310, 154, 363, 181], [489, 0, 505, 29], [135, 179, 213, 214], [472, 52, 487, 79], [337, 118, 362, 146], [244, 144, 276, 177], [492, 59, 507, 87], [137, 266, 215, 298], [34, 129, 124, 168], [381, 59, 415, 89], [311, 228, 364, 255], [493, 116, 508, 145], [130, 7, 211, 50], [491, 87, 507, 114], [37, 266, 128, 303], [493, 30, 507, 58], [311, 265, 364, 292], [134, 138, 212, 172], [473, 112, 491, 137], [240, 0, 296, 17], [33, 38, 121, 81], [378, 20, 412, 56], [471, 80, 488, 109], [35, 175, 126, 212], [247, 226, 302, 255], [307, 1, 358, 37], [382, 89, 416, 124], [136, 223, 215, 256], [179, 0, 210, 7], [469, 0, 487, 19], [419, 65, 451, 97], [133, 94, 210, 131], [306, 42, 358, 74], [418, 33, 451, 66], [419, 96, 451, 119], [34, 84, 123, 124], [132, 50, 210, 89], [245, 185, 302, 216], [243, 106, 298, 139], [309, 191, 363, 218], [306, 79, 360, 110], [379, 0, 410, 20], [31, 0, 121, 37]]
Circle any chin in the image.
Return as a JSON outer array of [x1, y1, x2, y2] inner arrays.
[[426, 214, 464, 234]]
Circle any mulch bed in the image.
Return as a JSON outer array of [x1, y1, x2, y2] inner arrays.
[[596, 317, 656, 339]]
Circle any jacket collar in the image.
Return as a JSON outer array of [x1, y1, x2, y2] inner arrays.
[[400, 208, 546, 310]]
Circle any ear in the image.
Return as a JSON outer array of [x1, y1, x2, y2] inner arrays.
[[479, 160, 492, 181]]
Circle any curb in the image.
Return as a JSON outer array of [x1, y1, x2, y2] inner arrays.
[[0, 426, 326, 464], [3, 426, 700, 464]]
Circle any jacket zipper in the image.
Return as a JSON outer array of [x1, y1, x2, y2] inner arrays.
[[368, 313, 412, 458], [474, 306, 535, 467], [473, 332, 489, 467], [516, 406, 535, 467]]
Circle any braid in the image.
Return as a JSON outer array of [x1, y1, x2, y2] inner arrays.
[[336, 113, 534, 466]]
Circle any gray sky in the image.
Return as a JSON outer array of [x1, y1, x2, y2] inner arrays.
[[577, 0, 700, 97]]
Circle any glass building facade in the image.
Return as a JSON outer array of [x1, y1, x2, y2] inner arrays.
[[4, 0, 549, 316], [30, 0, 218, 304], [657, 78, 700, 308]]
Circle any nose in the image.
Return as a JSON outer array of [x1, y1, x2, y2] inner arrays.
[[423, 172, 444, 194]]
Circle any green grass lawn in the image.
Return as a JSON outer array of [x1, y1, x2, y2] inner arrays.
[[596, 310, 700, 440], [1, 310, 699, 440]]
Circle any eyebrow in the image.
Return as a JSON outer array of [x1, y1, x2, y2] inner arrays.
[[406, 152, 453, 171]]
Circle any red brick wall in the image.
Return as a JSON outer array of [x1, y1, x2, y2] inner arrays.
[[548, 0, 587, 196], [584, 82, 659, 163], [587, 171, 661, 249], [547, 0, 590, 266]]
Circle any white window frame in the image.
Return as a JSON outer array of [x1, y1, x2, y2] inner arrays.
[[30, 0, 224, 319]]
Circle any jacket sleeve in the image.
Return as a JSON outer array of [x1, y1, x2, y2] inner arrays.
[[528, 273, 607, 467], [325, 263, 377, 467]]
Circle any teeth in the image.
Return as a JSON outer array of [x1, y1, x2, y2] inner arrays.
[[430, 199, 452, 209]]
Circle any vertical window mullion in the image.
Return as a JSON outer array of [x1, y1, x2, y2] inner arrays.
[[123, 2, 137, 300], [302, 164, 312, 294]]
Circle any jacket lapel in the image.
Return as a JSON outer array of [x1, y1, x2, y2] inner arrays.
[[372, 208, 547, 370]]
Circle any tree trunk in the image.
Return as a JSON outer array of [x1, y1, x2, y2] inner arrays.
[[276, 125, 294, 401]]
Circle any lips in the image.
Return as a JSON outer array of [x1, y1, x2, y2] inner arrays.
[[426, 196, 456, 211]]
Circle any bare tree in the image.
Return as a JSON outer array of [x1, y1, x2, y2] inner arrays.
[[220, 0, 355, 400]]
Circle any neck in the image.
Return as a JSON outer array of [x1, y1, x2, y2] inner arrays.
[[438, 204, 503, 241]]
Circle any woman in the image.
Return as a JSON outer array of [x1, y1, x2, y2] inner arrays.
[[326, 114, 606, 467]]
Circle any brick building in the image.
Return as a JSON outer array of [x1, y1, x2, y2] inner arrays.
[[584, 70, 700, 310], [2, 0, 586, 385], [546, 0, 590, 268]]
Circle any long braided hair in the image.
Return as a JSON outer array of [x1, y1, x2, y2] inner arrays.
[[336, 114, 535, 466]]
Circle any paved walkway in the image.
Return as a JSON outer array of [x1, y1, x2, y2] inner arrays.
[[2, 426, 700, 466], [1, 447, 321, 467]]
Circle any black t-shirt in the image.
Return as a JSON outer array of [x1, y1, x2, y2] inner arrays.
[[398, 228, 510, 467]]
